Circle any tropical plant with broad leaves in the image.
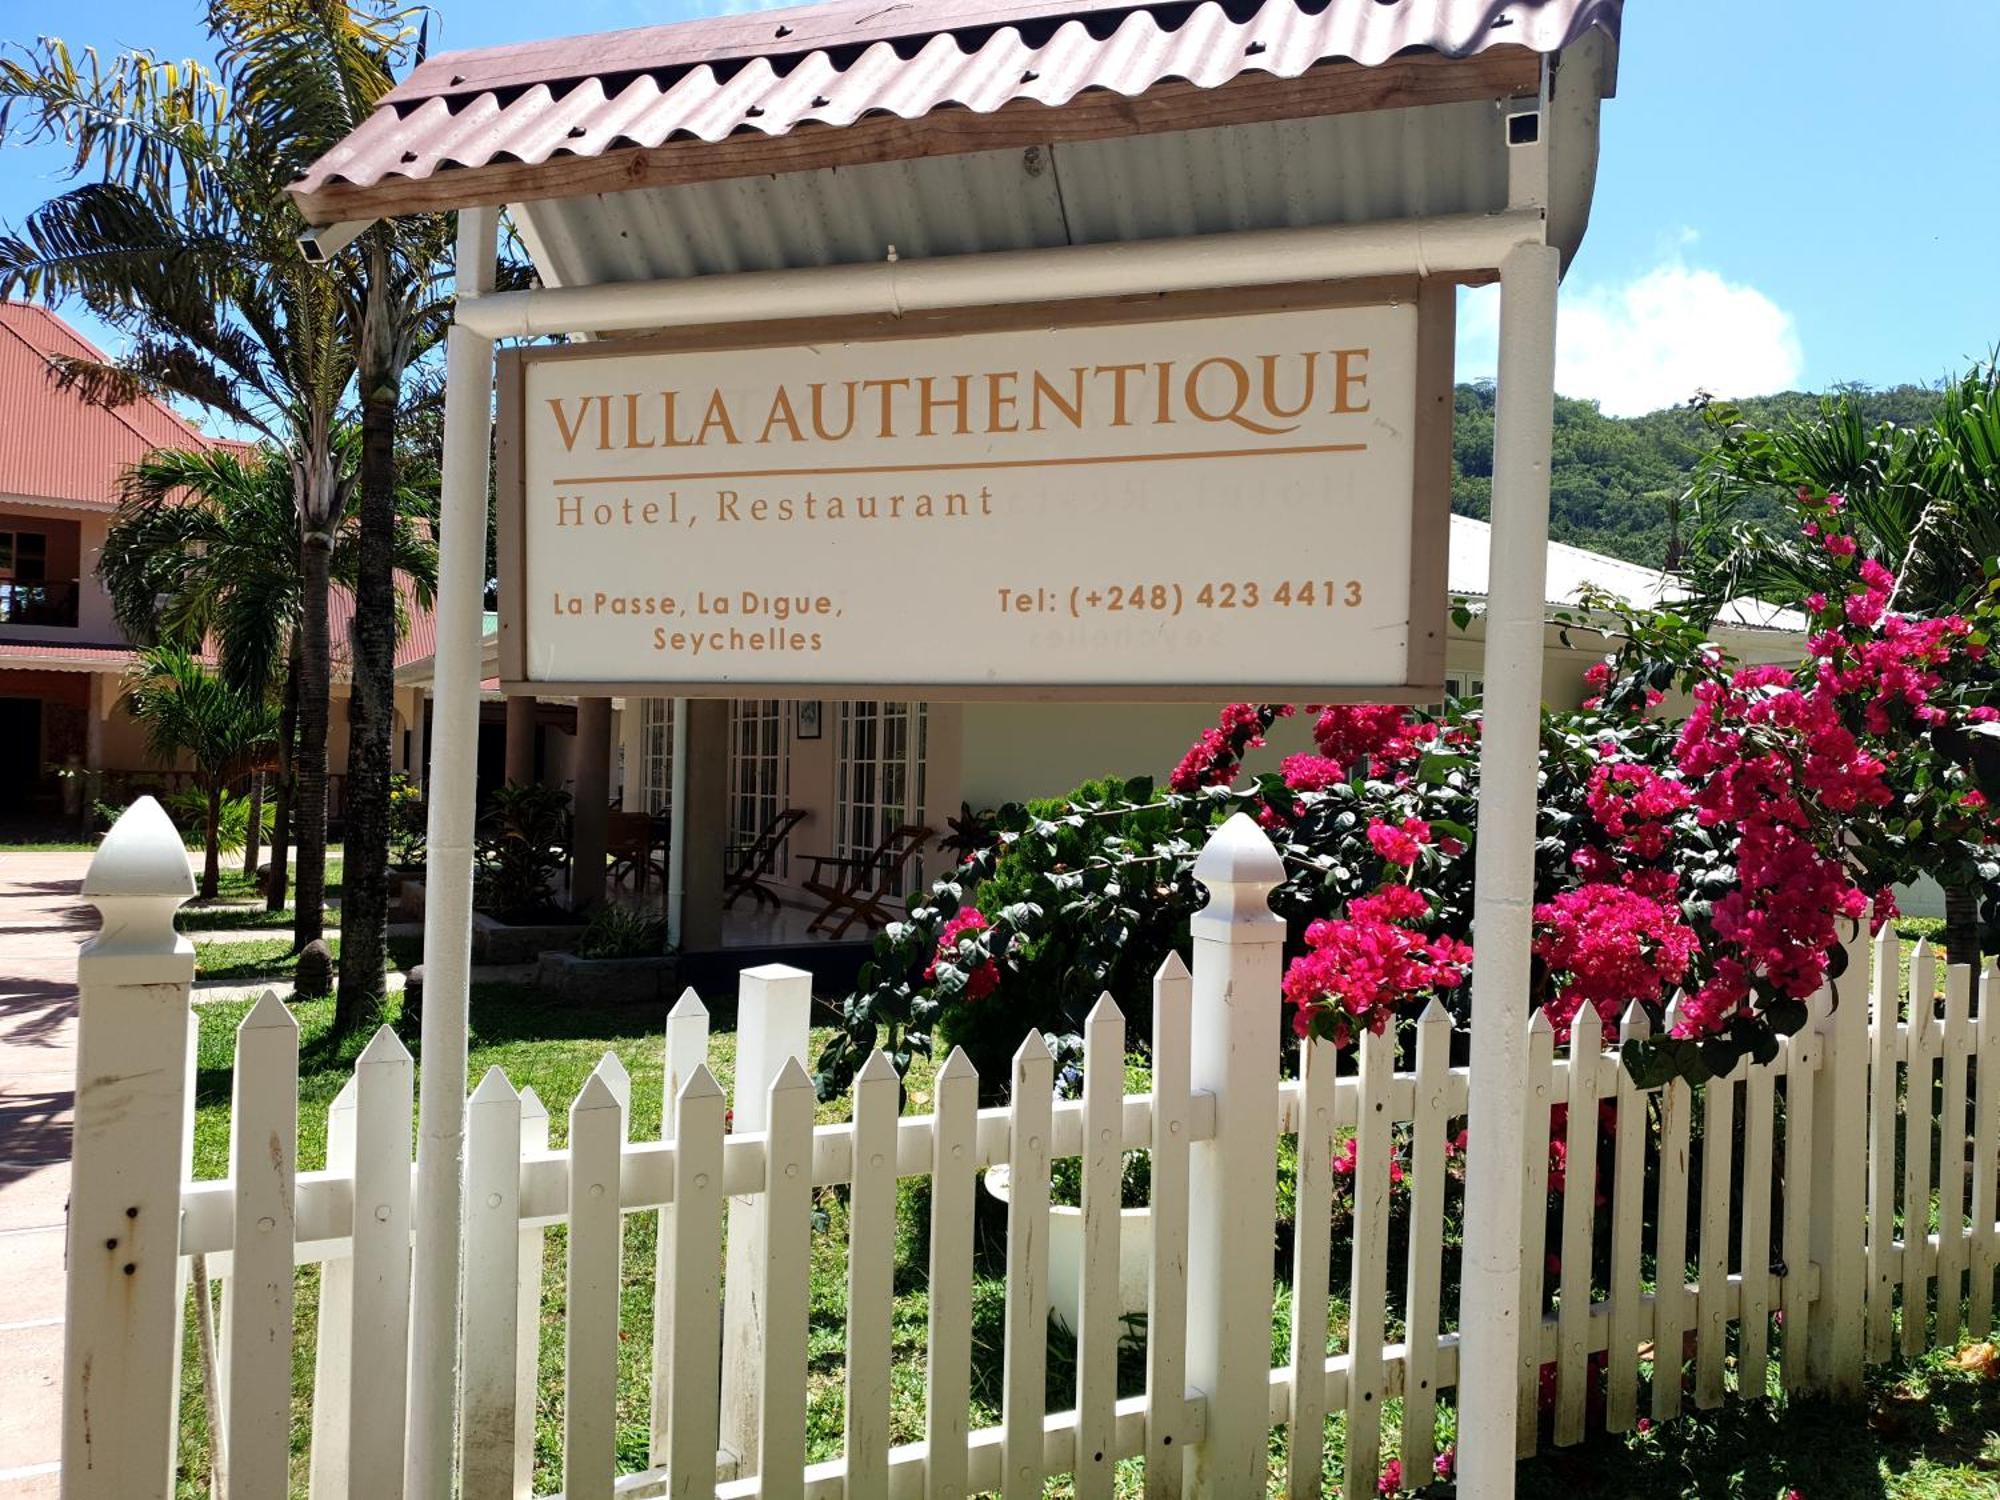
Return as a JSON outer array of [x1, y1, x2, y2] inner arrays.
[[102, 440, 437, 895], [1680, 361, 2000, 957], [124, 644, 279, 899]]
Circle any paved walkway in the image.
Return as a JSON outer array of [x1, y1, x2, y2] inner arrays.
[[0, 850, 92, 1498]]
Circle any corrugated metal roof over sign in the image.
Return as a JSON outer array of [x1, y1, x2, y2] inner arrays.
[[290, 0, 1620, 218]]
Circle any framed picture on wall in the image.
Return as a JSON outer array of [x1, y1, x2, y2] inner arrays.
[[795, 700, 823, 741]]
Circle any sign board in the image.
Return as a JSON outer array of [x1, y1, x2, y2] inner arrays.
[[498, 293, 1450, 699]]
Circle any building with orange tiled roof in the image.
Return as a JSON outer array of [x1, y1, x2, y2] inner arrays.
[[0, 301, 443, 831]]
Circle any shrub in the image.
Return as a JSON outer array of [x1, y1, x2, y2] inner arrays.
[[164, 786, 272, 856], [573, 902, 671, 960], [387, 773, 426, 869], [475, 782, 571, 923], [820, 497, 2000, 1102]]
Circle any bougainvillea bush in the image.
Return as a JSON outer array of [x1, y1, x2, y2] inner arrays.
[[817, 489, 2000, 1101]]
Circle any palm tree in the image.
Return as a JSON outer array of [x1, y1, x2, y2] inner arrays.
[[124, 644, 280, 900], [1683, 362, 2000, 957], [214, 1, 488, 1031], [0, 34, 354, 949], [101, 442, 438, 911]]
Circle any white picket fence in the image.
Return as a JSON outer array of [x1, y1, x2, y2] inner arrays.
[[58, 800, 2000, 1498]]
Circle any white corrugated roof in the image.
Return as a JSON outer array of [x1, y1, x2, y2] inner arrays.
[[1447, 513, 1805, 633]]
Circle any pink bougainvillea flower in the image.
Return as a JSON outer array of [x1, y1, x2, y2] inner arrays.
[[1366, 815, 1433, 866], [925, 908, 1001, 1000]]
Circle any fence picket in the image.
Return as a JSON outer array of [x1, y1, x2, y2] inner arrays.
[[652, 991, 710, 1467], [1554, 1002, 1603, 1446], [926, 1048, 980, 1500], [1937, 963, 1973, 1346], [1739, 1032, 1777, 1400], [844, 1051, 899, 1496], [1652, 1001, 1692, 1423], [1400, 1000, 1451, 1478], [754, 1058, 816, 1496], [1002, 1031, 1055, 1500], [222, 992, 298, 1499], [1779, 995, 1819, 1395], [565, 1065, 627, 1500], [350, 1027, 415, 1499], [1343, 1021, 1393, 1497], [309, 1080, 357, 1500], [1288, 1035, 1338, 1498], [1867, 931, 1902, 1363], [666, 1066, 727, 1500], [1515, 1010, 1556, 1457], [517, 1086, 551, 1499], [461, 1068, 524, 1500], [1695, 1060, 1738, 1410], [1077, 996, 1127, 1500], [1605, 1004, 1648, 1431], [1904, 941, 1940, 1358], [1971, 965, 2000, 1338], [1145, 953, 1193, 1500]]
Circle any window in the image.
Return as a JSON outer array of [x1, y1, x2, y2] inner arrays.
[[638, 699, 674, 815], [727, 700, 790, 871], [835, 701, 928, 869], [1445, 672, 1485, 704], [0, 531, 47, 582], [0, 530, 65, 626]]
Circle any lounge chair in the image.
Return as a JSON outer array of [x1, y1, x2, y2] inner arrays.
[[801, 823, 932, 939]]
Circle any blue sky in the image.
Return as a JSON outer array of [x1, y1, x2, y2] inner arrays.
[[4, 0, 1996, 416]]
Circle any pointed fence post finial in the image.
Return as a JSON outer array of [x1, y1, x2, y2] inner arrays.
[[1190, 812, 1285, 936], [64, 796, 203, 1492]]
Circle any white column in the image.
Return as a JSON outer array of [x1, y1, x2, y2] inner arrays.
[[406, 205, 499, 1500], [1182, 813, 1285, 1494], [410, 689, 429, 794], [62, 797, 197, 1500], [1455, 238, 1560, 1497]]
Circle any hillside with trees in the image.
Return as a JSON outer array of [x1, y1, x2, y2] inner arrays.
[[1452, 382, 1946, 569]]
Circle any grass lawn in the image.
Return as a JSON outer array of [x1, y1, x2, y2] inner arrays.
[[192, 928, 418, 983], [175, 987, 2000, 1499]]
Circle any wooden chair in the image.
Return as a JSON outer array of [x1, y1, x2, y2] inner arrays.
[[723, 807, 809, 912], [801, 823, 932, 939], [606, 810, 663, 892]]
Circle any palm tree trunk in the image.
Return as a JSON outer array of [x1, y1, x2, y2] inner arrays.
[[294, 532, 332, 952], [1945, 884, 1982, 972], [241, 770, 263, 881], [266, 655, 298, 912], [202, 781, 222, 902], [335, 363, 400, 1035]]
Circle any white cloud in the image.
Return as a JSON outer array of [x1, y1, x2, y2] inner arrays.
[[1455, 261, 1804, 417]]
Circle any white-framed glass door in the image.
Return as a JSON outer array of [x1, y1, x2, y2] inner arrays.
[[834, 701, 928, 868], [727, 699, 790, 873], [638, 699, 674, 815]]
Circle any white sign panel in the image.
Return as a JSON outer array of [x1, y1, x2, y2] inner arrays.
[[501, 302, 1441, 696]]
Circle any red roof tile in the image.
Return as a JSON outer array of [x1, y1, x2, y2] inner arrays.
[[0, 303, 237, 509], [0, 641, 138, 672]]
